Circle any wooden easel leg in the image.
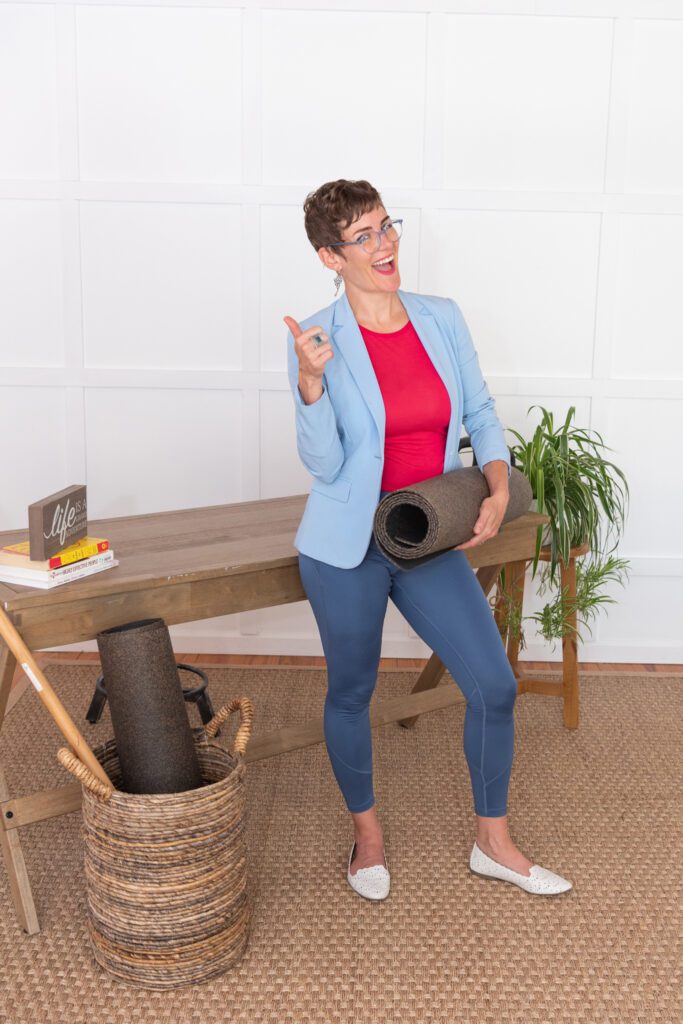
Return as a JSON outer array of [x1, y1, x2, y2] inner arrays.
[[397, 653, 448, 729], [0, 639, 40, 934], [398, 562, 503, 730], [561, 558, 580, 729]]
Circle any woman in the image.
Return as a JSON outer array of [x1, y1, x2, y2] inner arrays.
[[283, 179, 572, 901]]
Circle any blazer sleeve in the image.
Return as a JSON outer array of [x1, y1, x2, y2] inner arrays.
[[448, 299, 511, 480], [286, 327, 345, 484]]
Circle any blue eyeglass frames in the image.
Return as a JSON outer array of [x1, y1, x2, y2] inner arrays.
[[325, 218, 403, 255]]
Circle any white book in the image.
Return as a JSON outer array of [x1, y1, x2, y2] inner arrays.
[[0, 557, 120, 589]]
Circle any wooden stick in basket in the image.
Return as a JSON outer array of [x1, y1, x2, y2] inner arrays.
[[0, 605, 112, 789]]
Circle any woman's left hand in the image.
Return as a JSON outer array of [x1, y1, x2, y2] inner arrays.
[[454, 492, 509, 550]]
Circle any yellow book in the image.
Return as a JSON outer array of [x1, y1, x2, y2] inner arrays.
[[0, 535, 110, 570]]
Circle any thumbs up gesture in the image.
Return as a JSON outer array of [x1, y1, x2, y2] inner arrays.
[[283, 316, 334, 385]]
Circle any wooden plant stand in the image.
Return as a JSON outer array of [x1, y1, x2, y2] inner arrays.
[[493, 542, 590, 730]]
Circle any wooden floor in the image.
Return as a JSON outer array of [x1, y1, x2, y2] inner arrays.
[[10, 651, 683, 686]]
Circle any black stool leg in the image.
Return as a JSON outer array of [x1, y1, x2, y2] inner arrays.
[[176, 664, 217, 731], [195, 689, 216, 726], [85, 674, 108, 724], [87, 663, 218, 733]]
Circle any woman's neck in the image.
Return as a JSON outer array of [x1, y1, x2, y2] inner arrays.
[[346, 290, 407, 332]]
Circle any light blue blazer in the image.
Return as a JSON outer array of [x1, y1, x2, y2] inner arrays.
[[286, 287, 511, 569]]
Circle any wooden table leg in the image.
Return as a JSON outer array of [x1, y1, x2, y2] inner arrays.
[[502, 560, 528, 681], [493, 569, 509, 642], [0, 639, 40, 933], [398, 561, 504, 729], [561, 557, 580, 729]]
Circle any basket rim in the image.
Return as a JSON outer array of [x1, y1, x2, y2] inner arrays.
[[84, 735, 245, 804]]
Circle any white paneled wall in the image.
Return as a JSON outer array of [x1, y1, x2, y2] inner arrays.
[[0, 200, 65, 365], [440, 15, 613, 192], [80, 202, 243, 370], [1, 1, 682, 662], [76, 6, 243, 184], [260, 10, 427, 187], [419, 209, 602, 379]]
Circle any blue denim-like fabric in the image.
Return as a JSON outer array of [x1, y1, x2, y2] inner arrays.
[[297, 491, 518, 816]]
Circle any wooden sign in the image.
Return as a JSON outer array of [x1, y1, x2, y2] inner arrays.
[[28, 485, 88, 561]]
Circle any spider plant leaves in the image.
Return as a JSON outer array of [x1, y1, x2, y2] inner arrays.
[[499, 404, 631, 647]]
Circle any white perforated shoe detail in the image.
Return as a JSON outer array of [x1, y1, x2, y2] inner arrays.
[[469, 842, 573, 896], [347, 841, 390, 901]]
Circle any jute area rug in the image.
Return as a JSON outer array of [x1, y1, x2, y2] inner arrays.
[[1, 663, 681, 1024]]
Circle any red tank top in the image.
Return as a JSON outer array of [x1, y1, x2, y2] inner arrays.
[[358, 319, 452, 492]]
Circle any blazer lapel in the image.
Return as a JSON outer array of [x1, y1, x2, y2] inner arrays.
[[330, 288, 460, 454]]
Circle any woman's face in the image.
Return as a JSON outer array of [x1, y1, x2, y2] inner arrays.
[[329, 205, 401, 295]]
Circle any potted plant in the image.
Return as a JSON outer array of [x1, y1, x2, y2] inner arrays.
[[495, 405, 631, 651]]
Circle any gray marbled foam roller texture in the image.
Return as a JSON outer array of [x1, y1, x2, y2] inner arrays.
[[95, 617, 203, 794], [373, 466, 534, 571]]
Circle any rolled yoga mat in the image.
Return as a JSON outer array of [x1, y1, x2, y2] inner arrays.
[[95, 618, 203, 795], [372, 466, 534, 571]]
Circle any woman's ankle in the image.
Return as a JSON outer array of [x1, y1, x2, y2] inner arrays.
[[475, 813, 512, 849], [351, 804, 383, 843], [354, 831, 384, 848]]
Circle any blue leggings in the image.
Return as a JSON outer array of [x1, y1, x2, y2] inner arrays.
[[297, 493, 519, 818]]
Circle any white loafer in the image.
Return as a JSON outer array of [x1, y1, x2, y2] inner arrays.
[[470, 842, 573, 896], [347, 841, 391, 901]]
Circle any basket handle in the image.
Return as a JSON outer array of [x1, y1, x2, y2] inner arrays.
[[203, 696, 254, 756], [57, 747, 113, 801]]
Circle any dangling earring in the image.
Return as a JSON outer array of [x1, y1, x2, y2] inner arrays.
[[333, 270, 343, 296]]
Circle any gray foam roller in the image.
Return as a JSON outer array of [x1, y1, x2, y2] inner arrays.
[[96, 618, 203, 794]]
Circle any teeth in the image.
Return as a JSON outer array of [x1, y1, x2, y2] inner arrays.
[[373, 256, 394, 266]]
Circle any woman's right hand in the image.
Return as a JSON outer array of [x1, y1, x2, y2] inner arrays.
[[283, 316, 334, 383]]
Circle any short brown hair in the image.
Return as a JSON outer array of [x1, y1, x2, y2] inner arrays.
[[303, 179, 384, 261]]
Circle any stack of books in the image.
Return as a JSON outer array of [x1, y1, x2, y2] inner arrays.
[[0, 536, 119, 589]]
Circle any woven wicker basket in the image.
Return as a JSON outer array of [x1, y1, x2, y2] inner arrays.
[[57, 696, 254, 990]]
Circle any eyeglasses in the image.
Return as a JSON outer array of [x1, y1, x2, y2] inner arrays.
[[326, 218, 403, 256]]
